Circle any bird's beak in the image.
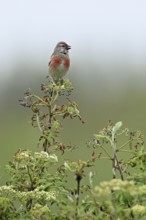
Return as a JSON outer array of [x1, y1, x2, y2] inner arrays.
[[67, 45, 71, 50]]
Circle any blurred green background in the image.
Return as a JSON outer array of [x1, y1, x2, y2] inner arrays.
[[0, 0, 146, 184]]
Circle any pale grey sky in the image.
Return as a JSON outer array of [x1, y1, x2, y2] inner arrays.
[[0, 0, 146, 81]]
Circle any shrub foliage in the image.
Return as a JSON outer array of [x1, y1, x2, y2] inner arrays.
[[0, 78, 146, 220]]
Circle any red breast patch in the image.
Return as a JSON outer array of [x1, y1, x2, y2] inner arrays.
[[64, 57, 70, 69], [50, 56, 62, 68]]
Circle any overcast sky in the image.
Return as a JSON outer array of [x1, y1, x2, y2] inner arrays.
[[0, 0, 146, 81]]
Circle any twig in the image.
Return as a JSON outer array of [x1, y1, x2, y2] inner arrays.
[[36, 113, 42, 133], [100, 145, 112, 159], [118, 139, 133, 150], [32, 94, 49, 106]]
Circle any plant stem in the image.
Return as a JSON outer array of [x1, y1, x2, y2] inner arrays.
[[111, 131, 124, 180], [26, 165, 34, 209], [100, 145, 112, 159], [32, 94, 49, 106], [75, 174, 82, 220]]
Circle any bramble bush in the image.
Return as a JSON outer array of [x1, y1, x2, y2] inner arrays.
[[0, 78, 146, 220]]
